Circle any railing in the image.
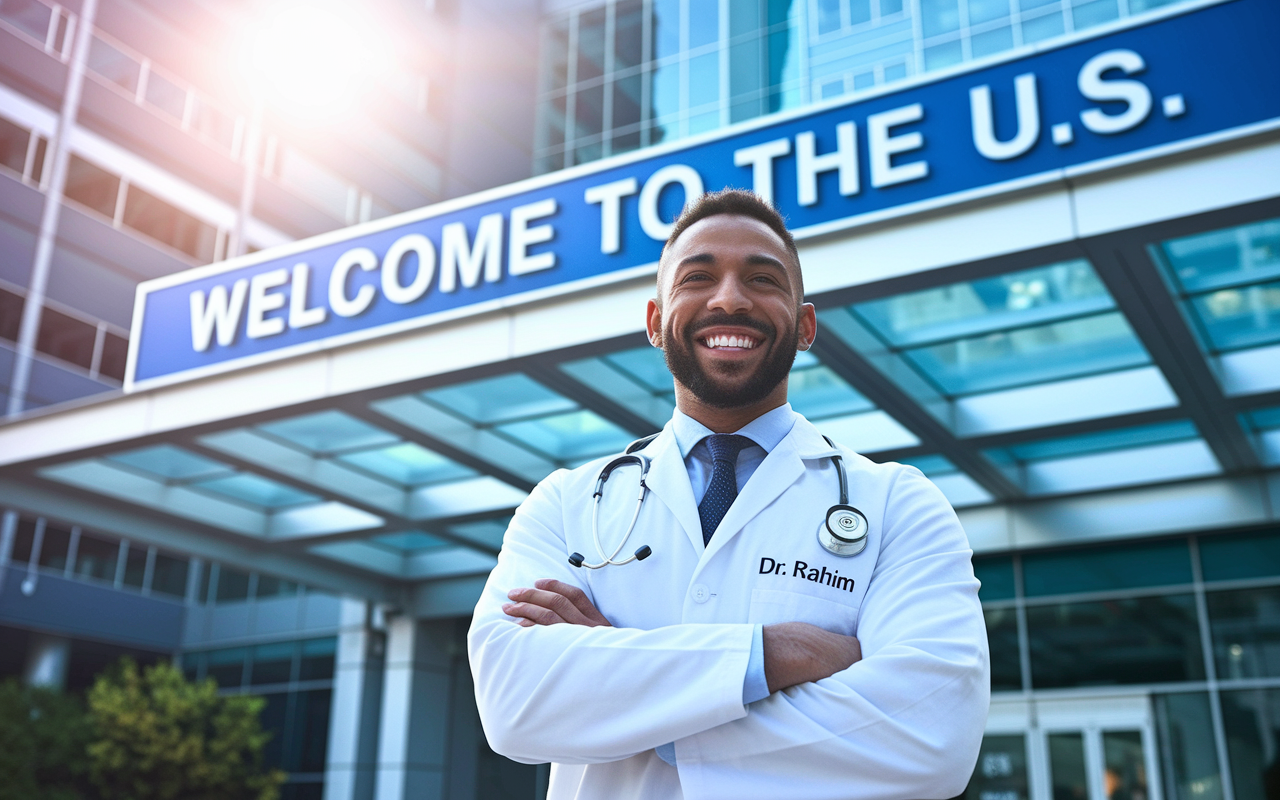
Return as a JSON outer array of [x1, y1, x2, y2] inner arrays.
[[0, 0, 75, 62]]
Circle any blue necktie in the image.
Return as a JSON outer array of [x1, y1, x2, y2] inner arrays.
[[698, 434, 753, 546]]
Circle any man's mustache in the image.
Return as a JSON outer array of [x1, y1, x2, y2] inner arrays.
[[685, 313, 776, 340]]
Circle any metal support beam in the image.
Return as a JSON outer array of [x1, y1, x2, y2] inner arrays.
[[523, 360, 661, 438], [344, 404, 537, 493], [0, 475, 402, 602], [1083, 236, 1260, 473], [810, 335, 1023, 502]]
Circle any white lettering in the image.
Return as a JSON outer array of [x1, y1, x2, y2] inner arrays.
[[970, 73, 1040, 161], [246, 269, 288, 339], [189, 280, 248, 352], [795, 122, 859, 206], [732, 138, 791, 205], [441, 214, 503, 291], [289, 263, 327, 329], [584, 178, 638, 255], [868, 103, 928, 188], [329, 247, 378, 317], [1078, 49, 1152, 135], [638, 164, 704, 241], [382, 234, 437, 304], [509, 198, 558, 276]]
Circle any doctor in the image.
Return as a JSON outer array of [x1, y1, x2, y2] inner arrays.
[[468, 189, 989, 800]]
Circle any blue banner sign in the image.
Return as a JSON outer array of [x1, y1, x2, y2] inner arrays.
[[126, 0, 1280, 390]]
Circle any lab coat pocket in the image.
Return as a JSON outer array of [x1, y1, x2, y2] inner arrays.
[[748, 588, 859, 637]]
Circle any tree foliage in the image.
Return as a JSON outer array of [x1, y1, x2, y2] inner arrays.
[[0, 679, 94, 800], [85, 659, 286, 800]]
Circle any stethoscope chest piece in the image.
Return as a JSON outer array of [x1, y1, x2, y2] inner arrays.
[[817, 504, 869, 557]]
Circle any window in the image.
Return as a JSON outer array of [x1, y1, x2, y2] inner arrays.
[[299, 638, 336, 681], [0, 116, 30, 174], [63, 155, 120, 218], [974, 555, 1016, 601], [150, 552, 188, 598], [957, 734, 1030, 800], [37, 522, 72, 571], [986, 607, 1022, 691], [121, 184, 218, 262], [36, 306, 97, 371], [1022, 539, 1192, 597], [1026, 594, 1204, 688], [73, 533, 118, 581], [0, 287, 23, 342], [215, 566, 251, 603], [122, 544, 147, 588], [251, 642, 296, 686], [1200, 528, 1280, 582], [1207, 586, 1280, 680], [98, 332, 128, 382], [206, 646, 248, 688]]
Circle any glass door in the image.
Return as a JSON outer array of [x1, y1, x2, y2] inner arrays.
[[977, 695, 1161, 800]]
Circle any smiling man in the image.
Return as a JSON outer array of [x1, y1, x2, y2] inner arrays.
[[468, 189, 989, 800]]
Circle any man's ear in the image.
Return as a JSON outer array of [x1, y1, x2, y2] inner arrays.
[[646, 299, 663, 347], [797, 302, 817, 351]]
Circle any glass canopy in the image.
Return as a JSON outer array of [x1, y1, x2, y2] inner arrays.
[[825, 259, 1152, 397], [1152, 217, 1280, 354]]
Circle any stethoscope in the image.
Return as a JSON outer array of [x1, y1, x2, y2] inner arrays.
[[567, 435, 870, 569]]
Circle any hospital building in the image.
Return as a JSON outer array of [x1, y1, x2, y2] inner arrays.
[[0, 1, 1277, 799]]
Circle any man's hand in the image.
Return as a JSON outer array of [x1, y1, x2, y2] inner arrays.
[[763, 622, 862, 693], [503, 579, 613, 627]]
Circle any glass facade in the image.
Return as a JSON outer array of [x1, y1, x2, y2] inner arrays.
[[182, 638, 337, 799], [965, 527, 1280, 800], [536, 0, 1198, 171]]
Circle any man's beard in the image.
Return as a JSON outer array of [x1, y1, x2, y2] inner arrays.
[[663, 312, 798, 409]]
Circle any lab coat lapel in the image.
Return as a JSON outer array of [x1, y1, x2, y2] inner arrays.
[[641, 428, 706, 555], [701, 416, 840, 563]]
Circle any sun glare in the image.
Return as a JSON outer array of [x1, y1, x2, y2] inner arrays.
[[240, 2, 389, 122]]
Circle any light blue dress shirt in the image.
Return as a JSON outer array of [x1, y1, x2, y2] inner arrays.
[[655, 403, 798, 766]]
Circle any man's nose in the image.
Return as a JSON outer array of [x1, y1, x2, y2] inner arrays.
[[707, 274, 753, 314]]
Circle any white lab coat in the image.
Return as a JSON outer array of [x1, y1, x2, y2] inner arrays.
[[468, 413, 990, 800]]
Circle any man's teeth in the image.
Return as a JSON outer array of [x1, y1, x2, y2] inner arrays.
[[703, 335, 758, 349]]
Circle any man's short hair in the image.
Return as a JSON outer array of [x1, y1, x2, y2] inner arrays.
[[657, 188, 803, 302]]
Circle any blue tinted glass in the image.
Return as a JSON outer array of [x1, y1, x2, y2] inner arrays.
[[107, 445, 232, 480], [603, 347, 674, 392], [899, 455, 956, 475], [1245, 407, 1280, 431], [1200, 529, 1280, 583], [423, 374, 577, 424], [448, 518, 511, 550], [337, 443, 475, 486], [788, 365, 874, 420], [1187, 281, 1280, 352], [816, 0, 841, 33], [854, 260, 1112, 348], [192, 473, 320, 509], [258, 411, 398, 454], [372, 532, 450, 552], [497, 409, 631, 461], [1157, 218, 1280, 294], [902, 312, 1149, 395], [975, 556, 1016, 601], [1023, 540, 1192, 596], [1004, 421, 1198, 462], [688, 0, 718, 47]]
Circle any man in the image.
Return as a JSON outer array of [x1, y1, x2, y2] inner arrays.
[[468, 189, 989, 800]]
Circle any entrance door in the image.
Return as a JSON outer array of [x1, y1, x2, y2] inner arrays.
[[973, 695, 1162, 800]]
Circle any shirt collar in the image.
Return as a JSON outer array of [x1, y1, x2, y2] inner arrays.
[[672, 403, 799, 458]]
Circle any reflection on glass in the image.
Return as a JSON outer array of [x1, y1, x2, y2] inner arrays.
[[337, 442, 475, 487], [855, 261, 1111, 347], [260, 411, 398, 455], [192, 473, 320, 509], [371, 532, 450, 553], [106, 444, 232, 481], [1026, 594, 1204, 688], [1207, 586, 1280, 680], [1022, 539, 1192, 597], [958, 734, 1029, 800], [496, 409, 631, 462], [985, 606, 1022, 691], [975, 556, 1016, 602], [251, 642, 295, 686], [1049, 732, 1089, 800], [1220, 688, 1280, 800], [1157, 219, 1280, 295], [1188, 282, 1280, 352], [902, 312, 1148, 395], [87, 35, 140, 92], [788, 364, 873, 420], [1154, 693, 1224, 800], [1200, 529, 1280, 583], [423, 374, 576, 425], [1103, 730, 1149, 800]]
